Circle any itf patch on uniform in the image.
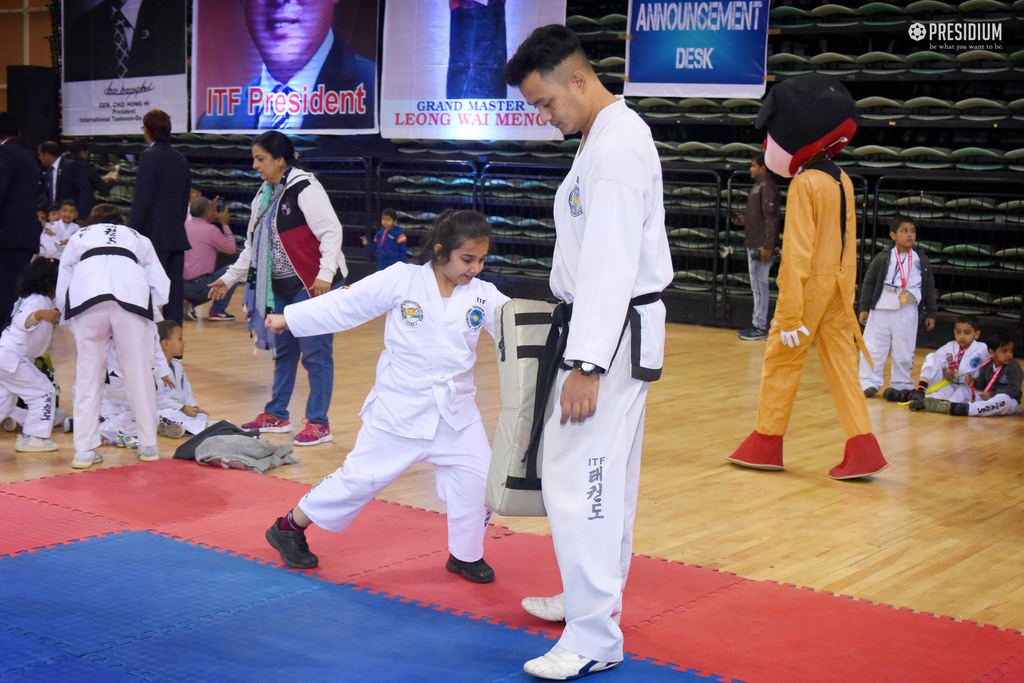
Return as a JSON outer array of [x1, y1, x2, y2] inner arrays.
[[400, 300, 423, 327], [568, 183, 583, 217], [465, 305, 484, 331]]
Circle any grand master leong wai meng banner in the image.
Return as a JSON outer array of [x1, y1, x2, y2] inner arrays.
[[625, 0, 770, 98], [380, 0, 566, 141], [192, 0, 379, 134]]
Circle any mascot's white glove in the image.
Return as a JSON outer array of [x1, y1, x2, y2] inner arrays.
[[780, 325, 810, 348]]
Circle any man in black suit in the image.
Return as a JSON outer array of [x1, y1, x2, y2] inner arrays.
[[130, 109, 190, 324], [37, 141, 94, 219], [63, 0, 187, 82], [0, 113, 43, 328], [197, 0, 375, 130]]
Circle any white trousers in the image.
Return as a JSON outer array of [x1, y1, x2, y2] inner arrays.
[[947, 387, 1022, 417], [299, 406, 492, 562], [541, 346, 649, 663], [67, 302, 157, 454], [0, 359, 56, 438], [859, 305, 918, 391]]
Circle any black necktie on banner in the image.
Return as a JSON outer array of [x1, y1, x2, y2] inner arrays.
[[111, 4, 130, 78], [270, 84, 294, 128]]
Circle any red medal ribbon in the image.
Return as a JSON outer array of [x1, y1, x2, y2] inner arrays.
[[894, 247, 912, 294]]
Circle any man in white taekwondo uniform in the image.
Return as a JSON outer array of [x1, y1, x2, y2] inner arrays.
[[505, 25, 673, 681]]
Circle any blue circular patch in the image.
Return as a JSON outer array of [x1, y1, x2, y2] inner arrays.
[[568, 185, 583, 217], [466, 306, 484, 331]]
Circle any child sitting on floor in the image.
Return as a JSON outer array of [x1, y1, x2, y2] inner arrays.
[[155, 320, 208, 436], [923, 331, 1022, 417], [891, 314, 989, 410], [0, 258, 62, 452]]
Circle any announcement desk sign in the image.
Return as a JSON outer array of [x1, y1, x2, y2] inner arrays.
[[625, 0, 770, 98]]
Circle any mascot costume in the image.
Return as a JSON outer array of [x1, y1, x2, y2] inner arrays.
[[726, 73, 889, 480]]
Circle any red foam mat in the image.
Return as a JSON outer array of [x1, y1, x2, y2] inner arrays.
[[0, 492, 130, 556], [0, 460, 308, 526], [5, 461, 1024, 682]]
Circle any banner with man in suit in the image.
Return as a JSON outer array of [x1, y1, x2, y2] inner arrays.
[[192, 0, 379, 134], [380, 0, 566, 141], [62, 0, 188, 136]]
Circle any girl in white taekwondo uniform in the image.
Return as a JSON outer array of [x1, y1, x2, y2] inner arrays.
[[55, 204, 170, 469], [263, 209, 510, 583]]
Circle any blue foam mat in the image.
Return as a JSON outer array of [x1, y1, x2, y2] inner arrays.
[[0, 532, 705, 681]]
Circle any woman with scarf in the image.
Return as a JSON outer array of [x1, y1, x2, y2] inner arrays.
[[208, 131, 346, 446]]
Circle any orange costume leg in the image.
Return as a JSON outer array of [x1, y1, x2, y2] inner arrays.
[[815, 291, 888, 479], [726, 297, 822, 470]]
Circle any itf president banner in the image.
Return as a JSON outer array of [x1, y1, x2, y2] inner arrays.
[[625, 0, 770, 98], [62, 0, 188, 136], [192, 0, 379, 134], [380, 0, 566, 141]]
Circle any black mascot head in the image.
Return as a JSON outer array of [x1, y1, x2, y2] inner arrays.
[[755, 73, 857, 178]]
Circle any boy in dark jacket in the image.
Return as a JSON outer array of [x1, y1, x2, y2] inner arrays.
[[857, 216, 937, 397]]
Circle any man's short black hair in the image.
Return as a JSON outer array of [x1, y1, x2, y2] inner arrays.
[[504, 24, 586, 87], [0, 112, 20, 138], [38, 140, 61, 158]]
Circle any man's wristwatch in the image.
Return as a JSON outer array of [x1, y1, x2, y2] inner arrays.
[[571, 360, 604, 376]]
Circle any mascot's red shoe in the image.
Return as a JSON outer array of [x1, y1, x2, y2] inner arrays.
[[828, 433, 889, 480], [726, 431, 784, 471]]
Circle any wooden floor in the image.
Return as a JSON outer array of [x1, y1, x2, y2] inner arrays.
[[3, 296, 1023, 634]]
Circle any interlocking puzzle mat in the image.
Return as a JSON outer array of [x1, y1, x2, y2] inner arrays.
[[0, 531, 707, 682], [3, 460, 1024, 682]]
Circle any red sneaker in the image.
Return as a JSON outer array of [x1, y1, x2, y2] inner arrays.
[[241, 412, 291, 433], [293, 419, 332, 446], [207, 312, 235, 321]]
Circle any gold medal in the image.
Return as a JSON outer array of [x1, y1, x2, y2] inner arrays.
[[899, 290, 909, 305]]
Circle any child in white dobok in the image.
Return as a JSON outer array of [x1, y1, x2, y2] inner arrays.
[[0, 258, 62, 452], [263, 210, 509, 583]]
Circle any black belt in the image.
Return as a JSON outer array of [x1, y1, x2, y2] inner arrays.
[[81, 246, 138, 262], [508, 292, 663, 492]]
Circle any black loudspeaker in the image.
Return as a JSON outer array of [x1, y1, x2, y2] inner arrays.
[[7, 66, 59, 150]]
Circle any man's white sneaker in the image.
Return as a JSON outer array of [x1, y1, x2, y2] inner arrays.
[[523, 649, 619, 680], [71, 450, 102, 469], [522, 594, 565, 622], [138, 446, 160, 462], [15, 434, 58, 452]]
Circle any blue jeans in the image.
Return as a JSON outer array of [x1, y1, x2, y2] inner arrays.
[[183, 266, 237, 315], [264, 284, 338, 425], [747, 248, 775, 331]]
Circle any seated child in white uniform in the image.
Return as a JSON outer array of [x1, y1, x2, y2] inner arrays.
[[0, 258, 62, 451], [904, 314, 989, 410], [263, 209, 510, 584], [39, 200, 80, 260], [98, 324, 179, 448], [155, 320, 208, 436], [923, 331, 1022, 417]]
